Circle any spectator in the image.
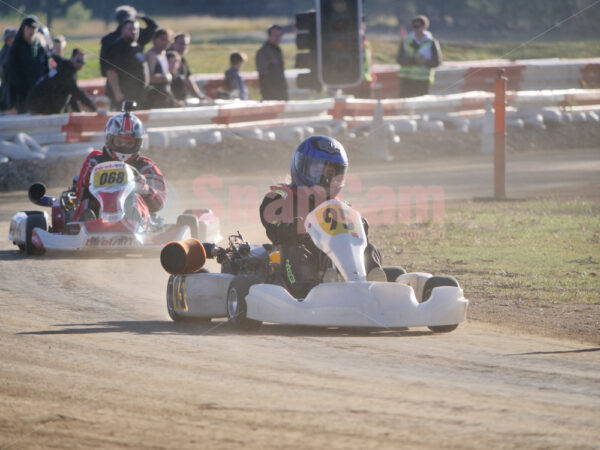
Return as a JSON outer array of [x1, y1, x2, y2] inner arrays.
[[169, 32, 204, 102], [255, 24, 288, 101], [0, 28, 16, 79], [396, 14, 442, 98], [100, 5, 157, 77], [0, 27, 16, 111], [105, 19, 149, 110], [26, 48, 96, 115], [6, 16, 49, 113], [166, 50, 185, 106], [145, 28, 179, 109], [224, 51, 248, 100], [50, 35, 66, 69], [354, 18, 376, 99]]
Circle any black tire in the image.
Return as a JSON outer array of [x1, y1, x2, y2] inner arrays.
[[166, 273, 211, 323], [25, 214, 47, 255], [421, 275, 460, 333], [382, 266, 407, 282], [176, 214, 199, 239], [166, 275, 184, 322], [227, 275, 263, 330]]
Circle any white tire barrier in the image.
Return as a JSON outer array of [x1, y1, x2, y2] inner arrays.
[[0, 140, 46, 160], [418, 120, 445, 132], [44, 143, 94, 158]]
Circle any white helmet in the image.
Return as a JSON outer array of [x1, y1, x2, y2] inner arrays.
[[105, 111, 144, 162]]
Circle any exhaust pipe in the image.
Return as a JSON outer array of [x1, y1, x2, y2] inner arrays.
[[28, 183, 56, 207]]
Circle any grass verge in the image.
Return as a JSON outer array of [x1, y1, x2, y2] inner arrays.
[[369, 198, 600, 341]]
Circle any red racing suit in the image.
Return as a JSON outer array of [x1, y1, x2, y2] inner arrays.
[[73, 147, 167, 222]]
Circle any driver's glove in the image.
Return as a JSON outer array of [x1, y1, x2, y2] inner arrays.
[[134, 173, 150, 195]]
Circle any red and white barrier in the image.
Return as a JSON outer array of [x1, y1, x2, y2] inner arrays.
[[1, 83, 598, 161]]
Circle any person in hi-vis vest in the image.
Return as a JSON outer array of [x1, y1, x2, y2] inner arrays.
[[396, 15, 442, 98]]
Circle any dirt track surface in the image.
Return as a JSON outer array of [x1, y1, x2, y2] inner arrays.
[[1, 149, 599, 449]]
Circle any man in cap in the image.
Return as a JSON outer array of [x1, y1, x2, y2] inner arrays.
[[100, 5, 157, 77]]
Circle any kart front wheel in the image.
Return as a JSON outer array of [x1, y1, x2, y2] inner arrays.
[[421, 275, 460, 333], [382, 266, 407, 282], [227, 275, 262, 330]]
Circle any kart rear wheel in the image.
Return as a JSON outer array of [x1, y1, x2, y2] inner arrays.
[[166, 273, 211, 323], [25, 213, 47, 255], [421, 275, 460, 333], [382, 266, 407, 282], [227, 275, 262, 330], [176, 214, 199, 239]]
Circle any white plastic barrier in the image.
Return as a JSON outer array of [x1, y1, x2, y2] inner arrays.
[[45, 142, 95, 158], [0, 114, 69, 131]]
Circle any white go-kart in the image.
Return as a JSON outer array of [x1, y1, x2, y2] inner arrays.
[[162, 200, 468, 332], [9, 161, 220, 254]]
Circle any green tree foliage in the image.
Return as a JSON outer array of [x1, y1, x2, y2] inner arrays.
[[65, 1, 91, 27]]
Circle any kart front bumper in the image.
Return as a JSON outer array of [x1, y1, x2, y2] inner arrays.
[[246, 281, 468, 328]]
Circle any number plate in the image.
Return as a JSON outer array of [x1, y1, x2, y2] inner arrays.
[[314, 202, 361, 236], [92, 167, 128, 187]]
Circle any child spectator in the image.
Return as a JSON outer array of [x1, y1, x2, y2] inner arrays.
[[50, 35, 66, 69], [224, 51, 248, 100]]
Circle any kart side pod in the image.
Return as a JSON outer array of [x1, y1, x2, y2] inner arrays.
[[161, 238, 207, 274]]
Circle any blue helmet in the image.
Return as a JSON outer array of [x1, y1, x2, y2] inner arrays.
[[291, 136, 348, 197]]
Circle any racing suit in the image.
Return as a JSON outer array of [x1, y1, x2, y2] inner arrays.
[[73, 147, 167, 223], [260, 184, 382, 299]]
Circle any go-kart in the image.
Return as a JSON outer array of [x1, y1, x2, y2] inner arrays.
[[8, 160, 220, 255], [161, 199, 468, 332]]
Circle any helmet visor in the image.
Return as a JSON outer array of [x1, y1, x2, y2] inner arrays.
[[303, 156, 347, 188], [108, 135, 140, 154]]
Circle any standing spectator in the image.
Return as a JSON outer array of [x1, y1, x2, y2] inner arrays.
[[396, 15, 442, 98], [255, 24, 288, 101], [26, 49, 96, 115], [166, 50, 185, 107], [0, 28, 16, 79], [353, 17, 376, 99], [145, 28, 178, 109], [50, 35, 66, 69], [224, 51, 248, 100], [105, 19, 149, 110], [100, 5, 157, 77], [6, 16, 49, 113], [0, 28, 16, 111], [170, 33, 205, 102]]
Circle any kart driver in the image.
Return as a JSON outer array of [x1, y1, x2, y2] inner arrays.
[[73, 105, 166, 224], [259, 135, 386, 299]]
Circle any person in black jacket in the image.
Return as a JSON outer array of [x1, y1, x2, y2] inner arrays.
[[6, 16, 49, 113], [99, 5, 157, 77], [255, 24, 288, 101], [105, 19, 149, 110], [0, 27, 16, 111], [26, 49, 96, 115]]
